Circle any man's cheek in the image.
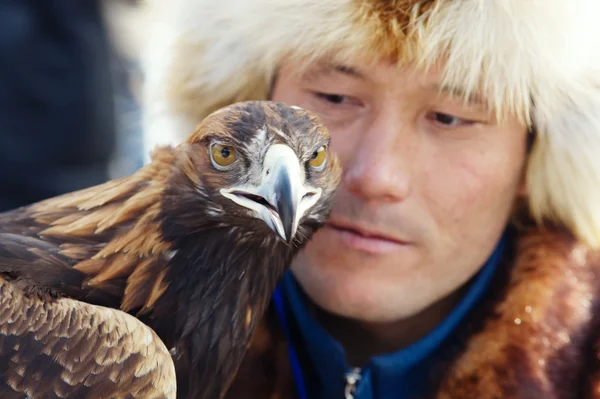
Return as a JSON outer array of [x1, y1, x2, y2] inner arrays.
[[425, 164, 485, 219]]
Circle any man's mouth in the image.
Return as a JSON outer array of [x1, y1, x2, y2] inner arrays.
[[325, 221, 411, 255]]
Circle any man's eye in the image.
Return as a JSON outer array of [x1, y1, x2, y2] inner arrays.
[[428, 112, 472, 127], [315, 93, 347, 105]]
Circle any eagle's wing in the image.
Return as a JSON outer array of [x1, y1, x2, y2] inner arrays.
[[0, 172, 171, 310], [0, 276, 176, 399]]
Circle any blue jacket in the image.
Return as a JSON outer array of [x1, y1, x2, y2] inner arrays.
[[272, 232, 508, 399]]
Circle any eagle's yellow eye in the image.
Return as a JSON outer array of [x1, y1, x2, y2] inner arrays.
[[211, 143, 237, 168], [309, 146, 327, 169]]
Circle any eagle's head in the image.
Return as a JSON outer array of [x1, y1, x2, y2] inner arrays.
[[170, 101, 342, 246]]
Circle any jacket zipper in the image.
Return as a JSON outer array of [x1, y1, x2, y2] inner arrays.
[[344, 368, 362, 399]]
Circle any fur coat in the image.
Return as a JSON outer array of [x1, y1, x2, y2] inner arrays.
[[223, 217, 600, 399]]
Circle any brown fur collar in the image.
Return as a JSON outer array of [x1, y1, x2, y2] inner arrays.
[[224, 224, 600, 399]]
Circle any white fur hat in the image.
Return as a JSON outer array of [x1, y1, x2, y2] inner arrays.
[[137, 0, 600, 249]]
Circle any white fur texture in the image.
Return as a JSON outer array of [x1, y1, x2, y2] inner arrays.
[[137, 0, 600, 248]]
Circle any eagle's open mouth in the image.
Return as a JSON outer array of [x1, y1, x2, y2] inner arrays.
[[230, 191, 277, 214], [302, 192, 317, 202]]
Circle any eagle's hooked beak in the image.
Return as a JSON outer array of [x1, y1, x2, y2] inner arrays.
[[220, 144, 322, 244]]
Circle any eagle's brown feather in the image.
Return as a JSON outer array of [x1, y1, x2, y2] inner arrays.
[[0, 147, 174, 313], [0, 276, 176, 399]]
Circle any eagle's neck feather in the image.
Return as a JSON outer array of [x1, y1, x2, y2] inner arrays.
[[145, 226, 295, 399]]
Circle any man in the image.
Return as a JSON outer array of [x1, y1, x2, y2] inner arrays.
[[138, 1, 600, 397]]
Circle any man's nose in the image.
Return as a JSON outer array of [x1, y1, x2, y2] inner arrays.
[[343, 114, 416, 203]]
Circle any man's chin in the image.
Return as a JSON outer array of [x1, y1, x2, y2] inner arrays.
[[290, 259, 425, 323]]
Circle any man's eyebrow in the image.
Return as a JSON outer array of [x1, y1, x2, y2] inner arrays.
[[332, 64, 365, 79], [432, 84, 485, 106], [302, 61, 366, 81]]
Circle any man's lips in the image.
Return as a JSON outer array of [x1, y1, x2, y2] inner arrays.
[[325, 221, 411, 255]]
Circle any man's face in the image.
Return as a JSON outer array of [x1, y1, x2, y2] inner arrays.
[[271, 58, 529, 323]]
